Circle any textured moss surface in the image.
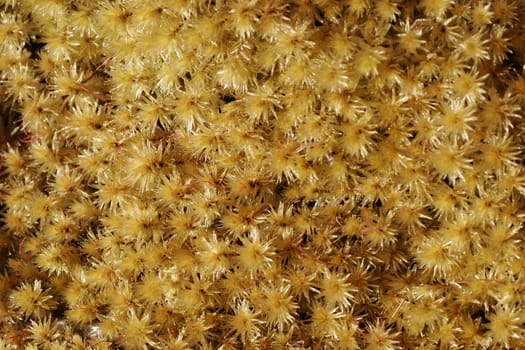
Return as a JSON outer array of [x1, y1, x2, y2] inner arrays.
[[1, 0, 525, 349]]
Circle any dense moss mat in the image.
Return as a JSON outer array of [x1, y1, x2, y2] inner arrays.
[[1, 1, 525, 349]]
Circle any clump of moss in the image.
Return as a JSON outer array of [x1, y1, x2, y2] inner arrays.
[[1, 0, 525, 349]]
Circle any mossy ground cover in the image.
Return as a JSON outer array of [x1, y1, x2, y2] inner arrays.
[[1, 1, 525, 349]]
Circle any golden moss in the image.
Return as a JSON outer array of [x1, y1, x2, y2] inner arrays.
[[1, 0, 525, 348]]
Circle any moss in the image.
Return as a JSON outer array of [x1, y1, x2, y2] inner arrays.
[[1, 0, 525, 349]]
